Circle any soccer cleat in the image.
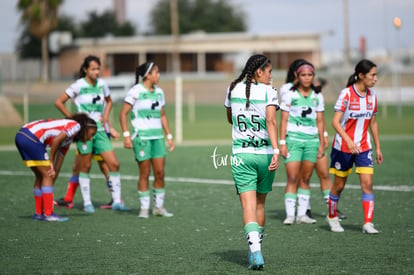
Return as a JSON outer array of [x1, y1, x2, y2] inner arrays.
[[53, 198, 74, 209], [112, 202, 130, 211], [326, 216, 344, 232], [152, 207, 173, 217], [248, 251, 253, 266], [362, 223, 379, 234], [283, 216, 295, 225], [248, 251, 264, 270], [306, 209, 313, 219], [296, 215, 317, 224], [337, 209, 347, 220], [138, 209, 149, 219], [84, 204, 95, 213], [44, 213, 69, 222], [32, 213, 44, 221]]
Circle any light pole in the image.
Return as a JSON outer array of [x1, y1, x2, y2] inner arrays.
[[393, 17, 402, 117]]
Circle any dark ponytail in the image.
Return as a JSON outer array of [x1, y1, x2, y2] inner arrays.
[[78, 55, 101, 79], [228, 54, 270, 108], [135, 61, 155, 84], [346, 59, 377, 87], [70, 113, 97, 142]]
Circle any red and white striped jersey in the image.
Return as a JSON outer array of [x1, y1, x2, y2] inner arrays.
[[332, 85, 377, 153], [23, 119, 81, 149]]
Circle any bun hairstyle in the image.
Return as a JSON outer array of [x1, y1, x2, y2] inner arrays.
[[228, 54, 271, 108], [70, 113, 97, 142], [135, 61, 155, 84], [78, 55, 101, 79], [346, 59, 377, 87]]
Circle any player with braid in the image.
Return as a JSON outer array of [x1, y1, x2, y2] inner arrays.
[[15, 113, 97, 222], [326, 59, 383, 234], [120, 61, 175, 218], [224, 54, 280, 270], [55, 55, 129, 213], [279, 61, 325, 225]]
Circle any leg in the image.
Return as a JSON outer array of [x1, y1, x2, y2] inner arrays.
[[30, 167, 44, 218], [151, 157, 173, 217], [296, 161, 316, 224], [359, 173, 378, 233], [56, 154, 81, 208], [283, 162, 300, 224], [78, 153, 94, 212], [137, 159, 151, 218]]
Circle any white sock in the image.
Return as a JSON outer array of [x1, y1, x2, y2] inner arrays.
[[246, 231, 261, 253], [153, 188, 165, 209], [138, 190, 150, 210], [79, 173, 91, 206], [284, 193, 297, 217], [297, 193, 310, 217], [109, 172, 121, 204]]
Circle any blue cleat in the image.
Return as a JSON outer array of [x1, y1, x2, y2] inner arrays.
[[44, 213, 69, 222], [112, 202, 130, 211], [84, 204, 95, 213], [32, 213, 44, 221], [248, 251, 253, 266], [248, 251, 264, 270]]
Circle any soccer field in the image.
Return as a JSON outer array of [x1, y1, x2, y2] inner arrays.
[[1, 137, 413, 274]]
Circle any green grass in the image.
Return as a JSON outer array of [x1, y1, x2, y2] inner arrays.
[[1, 138, 414, 274]]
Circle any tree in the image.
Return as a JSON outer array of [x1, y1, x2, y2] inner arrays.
[[80, 10, 136, 38], [17, 0, 63, 82], [149, 0, 246, 35]]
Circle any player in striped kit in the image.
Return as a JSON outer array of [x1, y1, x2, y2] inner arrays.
[[55, 55, 129, 213], [15, 113, 97, 222], [279, 61, 325, 225], [120, 61, 175, 219], [326, 59, 383, 234], [225, 54, 280, 270]]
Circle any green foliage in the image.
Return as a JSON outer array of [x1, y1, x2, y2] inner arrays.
[[150, 0, 246, 35], [80, 10, 135, 38]]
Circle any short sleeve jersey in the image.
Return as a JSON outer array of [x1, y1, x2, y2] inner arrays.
[[23, 119, 81, 155], [65, 78, 110, 131], [224, 82, 279, 155], [280, 89, 324, 141], [279, 82, 293, 102], [332, 85, 377, 153], [124, 83, 165, 140]]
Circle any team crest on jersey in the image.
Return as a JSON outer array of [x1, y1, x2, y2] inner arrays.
[[349, 98, 360, 111], [335, 161, 341, 170], [367, 95, 373, 110], [44, 152, 49, 160], [312, 98, 317, 106]]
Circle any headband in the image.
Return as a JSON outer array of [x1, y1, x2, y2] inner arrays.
[[296, 64, 314, 74], [259, 58, 269, 69], [144, 62, 154, 77]]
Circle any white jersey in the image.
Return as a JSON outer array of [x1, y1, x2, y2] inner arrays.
[[124, 83, 165, 140], [280, 89, 324, 141], [279, 82, 293, 101], [224, 82, 279, 154], [65, 78, 111, 131]]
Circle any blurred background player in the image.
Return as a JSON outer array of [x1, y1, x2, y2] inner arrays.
[[120, 61, 175, 218], [55, 55, 129, 213], [225, 54, 280, 270], [15, 113, 97, 222], [327, 59, 383, 234]]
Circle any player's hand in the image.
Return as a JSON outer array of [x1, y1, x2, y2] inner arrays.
[[167, 139, 175, 152], [47, 164, 56, 178], [268, 154, 279, 171], [123, 136, 133, 149], [375, 149, 383, 164], [110, 127, 120, 140]]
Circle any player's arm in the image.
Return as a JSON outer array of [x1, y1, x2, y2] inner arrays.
[[102, 96, 112, 126], [266, 105, 279, 171], [279, 110, 289, 157], [369, 115, 383, 164], [332, 111, 359, 154], [48, 131, 69, 178], [316, 111, 325, 158], [161, 107, 174, 152], [55, 93, 72, 118], [225, 107, 232, 124], [119, 102, 133, 149]]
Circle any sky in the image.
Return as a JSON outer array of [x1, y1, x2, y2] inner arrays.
[[1, 0, 413, 54]]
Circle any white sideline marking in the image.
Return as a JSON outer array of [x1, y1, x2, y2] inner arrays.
[[0, 170, 412, 192]]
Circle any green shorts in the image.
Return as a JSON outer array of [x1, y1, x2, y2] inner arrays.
[[231, 153, 275, 194], [284, 136, 319, 163], [133, 137, 167, 162], [77, 130, 113, 155]]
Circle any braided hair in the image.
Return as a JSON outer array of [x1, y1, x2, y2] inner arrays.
[[346, 59, 376, 87], [70, 113, 97, 142], [228, 54, 270, 108], [78, 55, 101, 79], [135, 61, 155, 84]]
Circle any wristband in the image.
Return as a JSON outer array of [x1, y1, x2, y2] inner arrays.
[[323, 131, 328, 137], [273, 148, 280, 155], [166, 133, 173, 140], [279, 139, 286, 145], [123, 131, 130, 138]]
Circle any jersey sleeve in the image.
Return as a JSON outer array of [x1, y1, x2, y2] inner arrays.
[[266, 86, 280, 110], [65, 80, 80, 98], [334, 88, 349, 112], [101, 79, 111, 98], [64, 121, 81, 138], [158, 87, 166, 107], [315, 93, 325, 112], [224, 86, 231, 108], [124, 85, 138, 105], [280, 90, 292, 112]]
